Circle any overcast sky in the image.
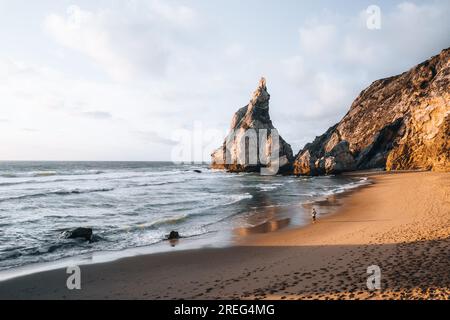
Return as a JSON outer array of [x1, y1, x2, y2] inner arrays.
[[0, 0, 449, 161]]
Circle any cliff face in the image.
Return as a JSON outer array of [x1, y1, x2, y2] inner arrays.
[[211, 78, 294, 174], [294, 47, 450, 175]]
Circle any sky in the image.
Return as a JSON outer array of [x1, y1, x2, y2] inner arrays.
[[0, 0, 449, 161]]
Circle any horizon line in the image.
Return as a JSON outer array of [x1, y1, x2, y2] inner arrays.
[[0, 160, 213, 163]]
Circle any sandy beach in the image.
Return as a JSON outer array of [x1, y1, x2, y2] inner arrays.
[[0, 171, 448, 300]]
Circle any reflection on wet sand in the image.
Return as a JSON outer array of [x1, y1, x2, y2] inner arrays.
[[302, 194, 345, 214], [235, 180, 373, 236], [235, 218, 291, 236], [302, 183, 373, 215]]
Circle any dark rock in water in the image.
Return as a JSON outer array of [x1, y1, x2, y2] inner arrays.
[[63, 227, 93, 241], [294, 47, 450, 175], [89, 234, 102, 243], [167, 231, 180, 240], [211, 77, 294, 174], [193, 170, 202, 173]]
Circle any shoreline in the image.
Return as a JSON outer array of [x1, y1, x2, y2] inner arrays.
[[0, 171, 448, 299]]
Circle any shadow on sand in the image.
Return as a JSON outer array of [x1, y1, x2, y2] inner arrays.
[[0, 237, 448, 300]]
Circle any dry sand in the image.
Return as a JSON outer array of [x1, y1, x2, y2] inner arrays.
[[0, 172, 448, 300]]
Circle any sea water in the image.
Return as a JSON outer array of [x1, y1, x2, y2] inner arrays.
[[0, 161, 368, 271]]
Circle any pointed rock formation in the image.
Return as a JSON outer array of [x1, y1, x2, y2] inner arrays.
[[211, 78, 294, 174], [294, 47, 450, 175]]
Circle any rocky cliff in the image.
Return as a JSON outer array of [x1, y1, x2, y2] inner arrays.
[[211, 78, 294, 174], [294, 47, 450, 175]]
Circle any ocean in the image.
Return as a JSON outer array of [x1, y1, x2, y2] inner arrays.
[[0, 161, 368, 272]]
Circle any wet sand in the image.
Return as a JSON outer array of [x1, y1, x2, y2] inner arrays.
[[0, 172, 449, 300]]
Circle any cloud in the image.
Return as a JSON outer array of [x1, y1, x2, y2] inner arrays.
[[43, 1, 198, 81], [281, 55, 306, 85], [0, 58, 41, 82], [148, 0, 196, 27], [299, 24, 337, 54], [135, 130, 178, 146], [225, 43, 244, 58], [79, 111, 113, 120], [44, 6, 136, 81]]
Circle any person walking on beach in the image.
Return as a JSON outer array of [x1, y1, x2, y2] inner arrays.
[[311, 208, 317, 223]]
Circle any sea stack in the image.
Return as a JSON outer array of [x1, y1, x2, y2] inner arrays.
[[294, 47, 450, 175], [211, 78, 294, 174]]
